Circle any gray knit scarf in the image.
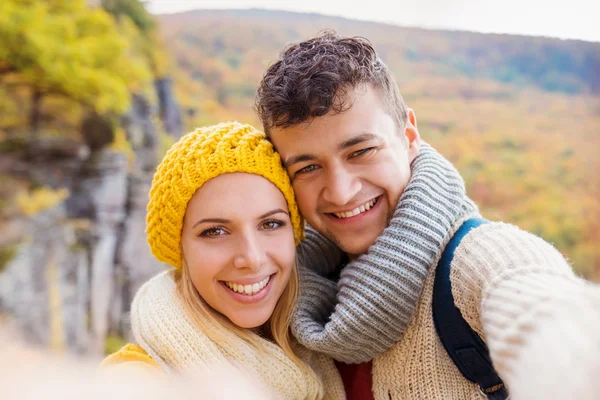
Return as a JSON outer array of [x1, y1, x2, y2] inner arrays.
[[292, 142, 479, 363]]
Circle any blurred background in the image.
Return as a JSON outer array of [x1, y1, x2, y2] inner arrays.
[[0, 0, 598, 359]]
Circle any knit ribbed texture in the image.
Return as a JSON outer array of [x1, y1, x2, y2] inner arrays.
[[292, 142, 479, 362], [368, 221, 600, 399], [146, 122, 303, 269], [452, 222, 600, 400], [129, 271, 345, 400]]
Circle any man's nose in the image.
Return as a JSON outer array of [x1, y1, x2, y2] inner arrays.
[[322, 166, 361, 206]]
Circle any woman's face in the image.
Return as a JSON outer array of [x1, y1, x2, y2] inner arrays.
[[181, 173, 296, 329]]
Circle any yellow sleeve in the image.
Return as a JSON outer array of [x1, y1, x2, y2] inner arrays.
[[100, 343, 160, 372]]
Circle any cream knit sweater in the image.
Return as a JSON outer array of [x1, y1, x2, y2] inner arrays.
[[292, 144, 600, 399], [129, 271, 346, 400], [370, 218, 600, 399]]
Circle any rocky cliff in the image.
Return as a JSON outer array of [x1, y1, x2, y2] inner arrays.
[[0, 79, 182, 355]]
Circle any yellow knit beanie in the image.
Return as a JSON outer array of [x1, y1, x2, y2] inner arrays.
[[146, 121, 304, 269]]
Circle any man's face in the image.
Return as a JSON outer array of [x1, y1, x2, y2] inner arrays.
[[269, 85, 420, 257]]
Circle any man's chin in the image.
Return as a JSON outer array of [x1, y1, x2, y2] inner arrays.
[[331, 235, 378, 259], [317, 222, 381, 257]]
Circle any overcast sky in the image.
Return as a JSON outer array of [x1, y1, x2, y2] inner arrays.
[[147, 0, 599, 42]]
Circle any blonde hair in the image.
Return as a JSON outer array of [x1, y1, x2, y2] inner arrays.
[[174, 255, 307, 371]]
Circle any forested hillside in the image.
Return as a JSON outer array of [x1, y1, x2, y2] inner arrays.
[[158, 9, 600, 279], [0, 1, 598, 355]]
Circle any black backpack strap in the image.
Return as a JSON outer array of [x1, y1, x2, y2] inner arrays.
[[432, 218, 509, 400]]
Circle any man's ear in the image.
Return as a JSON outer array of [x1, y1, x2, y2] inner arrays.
[[408, 107, 417, 129], [405, 108, 421, 163]]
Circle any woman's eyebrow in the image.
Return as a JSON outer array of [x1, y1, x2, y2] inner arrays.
[[258, 208, 288, 219], [192, 209, 288, 228], [192, 218, 229, 229]]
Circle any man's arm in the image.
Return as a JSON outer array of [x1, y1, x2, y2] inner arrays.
[[451, 222, 600, 399]]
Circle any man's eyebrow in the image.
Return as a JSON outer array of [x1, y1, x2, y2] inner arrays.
[[338, 133, 380, 151], [283, 133, 379, 167], [283, 153, 317, 168]]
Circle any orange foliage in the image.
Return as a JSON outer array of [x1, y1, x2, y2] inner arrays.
[[157, 10, 600, 280]]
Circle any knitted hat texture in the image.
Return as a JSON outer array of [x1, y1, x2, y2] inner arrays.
[[146, 121, 303, 268]]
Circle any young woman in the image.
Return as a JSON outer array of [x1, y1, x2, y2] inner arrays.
[[102, 122, 345, 399]]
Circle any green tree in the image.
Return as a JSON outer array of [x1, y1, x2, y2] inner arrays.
[[101, 0, 156, 34], [101, 0, 171, 78], [0, 0, 151, 133]]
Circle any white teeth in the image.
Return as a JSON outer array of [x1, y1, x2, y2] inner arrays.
[[225, 276, 270, 296], [333, 198, 378, 219]]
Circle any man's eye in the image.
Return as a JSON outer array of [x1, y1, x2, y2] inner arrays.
[[296, 164, 319, 174], [199, 227, 227, 237], [262, 219, 285, 230], [351, 147, 374, 158]]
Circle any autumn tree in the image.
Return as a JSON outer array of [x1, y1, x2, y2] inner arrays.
[[101, 0, 155, 34], [0, 0, 151, 133], [101, 0, 171, 78]]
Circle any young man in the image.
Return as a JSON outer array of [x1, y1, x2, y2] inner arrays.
[[255, 31, 600, 399]]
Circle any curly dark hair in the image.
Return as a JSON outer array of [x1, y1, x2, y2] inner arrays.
[[255, 30, 408, 135]]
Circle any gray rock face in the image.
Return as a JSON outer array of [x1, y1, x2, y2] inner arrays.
[[122, 93, 159, 173], [0, 206, 88, 353], [112, 174, 166, 342], [82, 150, 129, 354], [155, 77, 183, 138], [0, 80, 182, 356]]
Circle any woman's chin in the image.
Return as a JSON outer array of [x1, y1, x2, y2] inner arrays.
[[228, 313, 270, 330]]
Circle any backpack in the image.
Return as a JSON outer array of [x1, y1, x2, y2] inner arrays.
[[432, 218, 510, 400]]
